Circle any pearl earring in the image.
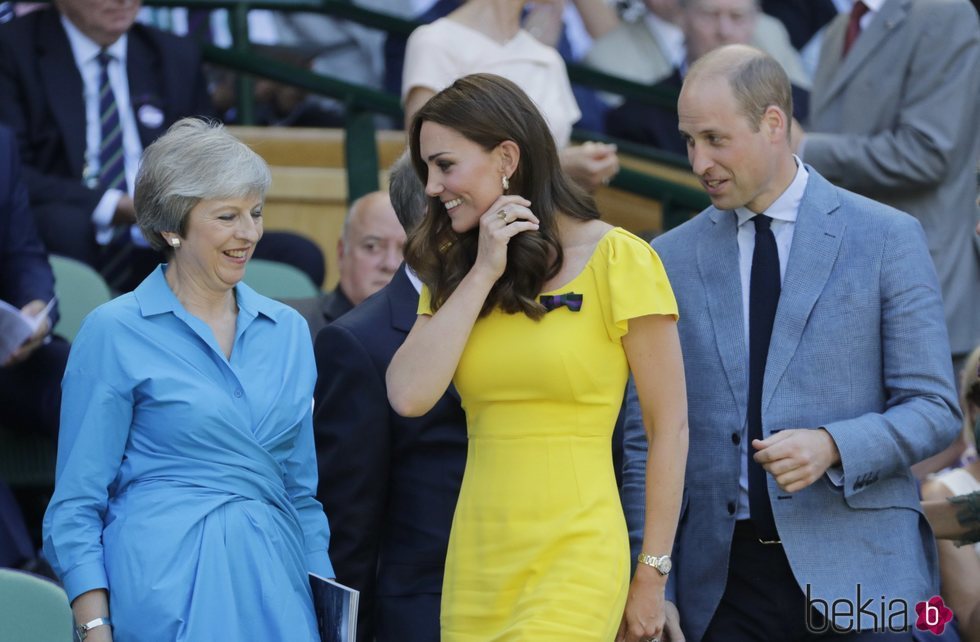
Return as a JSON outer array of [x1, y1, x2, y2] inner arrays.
[[169, 237, 181, 249], [501, 174, 510, 192]]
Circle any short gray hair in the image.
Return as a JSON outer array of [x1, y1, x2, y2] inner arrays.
[[387, 150, 427, 234], [134, 118, 271, 253]]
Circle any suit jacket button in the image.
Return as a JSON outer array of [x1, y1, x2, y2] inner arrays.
[[731, 432, 741, 445], [727, 501, 736, 515]]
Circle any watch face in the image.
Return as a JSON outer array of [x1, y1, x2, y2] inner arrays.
[[657, 557, 672, 574]]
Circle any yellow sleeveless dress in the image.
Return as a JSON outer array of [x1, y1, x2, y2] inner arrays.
[[421, 228, 678, 641]]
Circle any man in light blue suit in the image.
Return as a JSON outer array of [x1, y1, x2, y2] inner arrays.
[[623, 44, 961, 641]]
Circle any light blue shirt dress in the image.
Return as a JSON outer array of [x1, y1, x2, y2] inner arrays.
[[43, 265, 333, 641]]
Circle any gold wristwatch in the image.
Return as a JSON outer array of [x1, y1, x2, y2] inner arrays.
[[637, 553, 672, 576]]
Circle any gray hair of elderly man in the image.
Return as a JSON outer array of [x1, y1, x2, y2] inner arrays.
[[134, 117, 271, 254], [387, 150, 427, 235]]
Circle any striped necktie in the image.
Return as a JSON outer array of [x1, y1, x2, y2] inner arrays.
[[0, 3, 14, 23], [95, 49, 134, 291], [96, 49, 127, 193]]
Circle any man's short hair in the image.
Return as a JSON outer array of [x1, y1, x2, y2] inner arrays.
[[387, 151, 427, 234], [688, 44, 793, 132]]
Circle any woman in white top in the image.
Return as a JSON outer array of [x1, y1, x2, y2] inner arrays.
[[402, 0, 620, 192]]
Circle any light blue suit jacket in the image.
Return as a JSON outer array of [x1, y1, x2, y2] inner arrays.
[[623, 169, 961, 641]]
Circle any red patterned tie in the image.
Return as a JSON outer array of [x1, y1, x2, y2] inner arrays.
[[842, 1, 870, 57]]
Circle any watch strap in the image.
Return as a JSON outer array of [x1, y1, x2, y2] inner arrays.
[[76, 616, 111, 640], [637, 552, 671, 575]]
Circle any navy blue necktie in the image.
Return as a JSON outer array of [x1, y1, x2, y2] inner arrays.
[[0, 3, 14, 24], [94, 50, 134, 291], [96, 50, 126, 193], [747, 214, 780, 542]]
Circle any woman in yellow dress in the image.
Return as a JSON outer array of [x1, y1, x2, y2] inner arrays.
[[387, 73, 688, 642]]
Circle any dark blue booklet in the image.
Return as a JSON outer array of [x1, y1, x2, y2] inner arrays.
[[309, 573, 359, 642]]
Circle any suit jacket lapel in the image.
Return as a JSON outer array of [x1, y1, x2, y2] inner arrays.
[[126, 27, 167, 148], [815, 0, 910, 110], [38, 12, 86, 178], [387, 267, 418, 334], [698, 209, 747, 423], [762, 171, 844, 413]]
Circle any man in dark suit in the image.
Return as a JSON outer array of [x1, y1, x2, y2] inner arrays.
[[312, 154, 467, 642], [285, 190, 405, 340], [0, 124, 67, 441], [0, 123, 69, 568], [0, 0, 324, 291]]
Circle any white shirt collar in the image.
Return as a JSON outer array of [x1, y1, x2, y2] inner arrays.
[[859, 0, 886, 12], [405, 263, 423, 295], [735, 156, 809, 228], [61, 14, 128, 66]]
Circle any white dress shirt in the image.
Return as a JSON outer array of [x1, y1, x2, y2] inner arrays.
[[62, 16, 144, 245], [856, 0, 886, 30], [643, 11, 686, 71], [405, 263, 423, 296], [732, 156, 809, 519]]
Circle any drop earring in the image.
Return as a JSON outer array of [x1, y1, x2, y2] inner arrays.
[[501, 174, 510, 192]]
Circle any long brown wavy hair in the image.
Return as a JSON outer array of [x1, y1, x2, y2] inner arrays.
[[406, 73, 599, 319]]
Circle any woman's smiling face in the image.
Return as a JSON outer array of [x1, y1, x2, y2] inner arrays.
[[419, 121, 508, 234], [171, 195, 264, 292]]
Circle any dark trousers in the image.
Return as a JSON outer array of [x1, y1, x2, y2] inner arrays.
[[702, 521, 916, 642], [374, 593, 441, 642], [0, 481, 33, 567]]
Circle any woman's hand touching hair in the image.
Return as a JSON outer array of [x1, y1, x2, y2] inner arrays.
[[472, 195, 538, 283]]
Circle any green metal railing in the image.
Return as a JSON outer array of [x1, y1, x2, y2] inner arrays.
[[144, 0, 708, 225]]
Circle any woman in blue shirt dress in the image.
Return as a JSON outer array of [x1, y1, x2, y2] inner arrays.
[[42, 118, 333, 641]]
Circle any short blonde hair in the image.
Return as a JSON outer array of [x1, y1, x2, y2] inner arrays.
[[687, 44, 793, 136]]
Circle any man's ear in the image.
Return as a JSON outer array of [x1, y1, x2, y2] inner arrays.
[[496, 140, 521, 178], [763, 105, 789, 142]]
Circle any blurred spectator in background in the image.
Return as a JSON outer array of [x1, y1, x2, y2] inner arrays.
[[585, 0, 809, 101], [0, 122, 68, 573], [799, 0, 980, 371], [284, 191, 405, 339], [0, 124, 67, 441], [922, 345, 980, 642], [759, 0, 838, 50], [252, 0, 415, 127], [0, 0, 326, 291], [401, 0, 620, 192], [389, 0, 620, 135], [600, 0, 810, 155]]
